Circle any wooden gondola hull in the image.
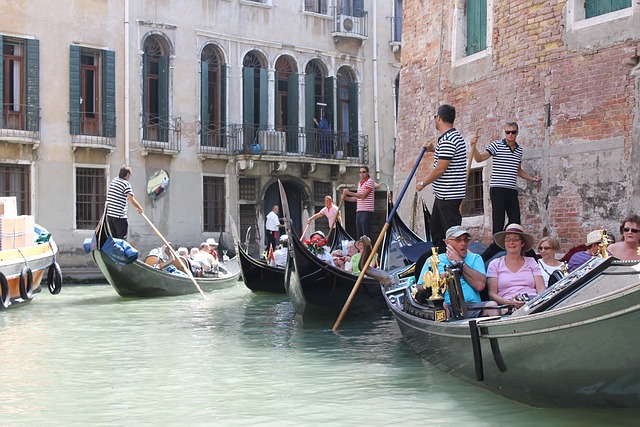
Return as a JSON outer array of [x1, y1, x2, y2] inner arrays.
[[385, 258, 640, 408], [237, 243, 286, 294], [92, 250, 241, 297]]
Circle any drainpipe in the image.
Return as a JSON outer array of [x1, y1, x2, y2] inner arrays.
[[372, 0, 380, 181], [124, 0, 130, 165]]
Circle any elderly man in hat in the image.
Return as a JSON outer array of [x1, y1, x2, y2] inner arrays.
[[271, 234, 289, 268], [416, 225, 497, 318], [206, 238, 228, 274], [568, 230, 605, 273]]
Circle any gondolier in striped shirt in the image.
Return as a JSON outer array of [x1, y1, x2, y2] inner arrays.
[[471, 122, 540, 261], [417, 104, 467, 250], [105, 165, 144, 240], [342, 165, 376, 239]]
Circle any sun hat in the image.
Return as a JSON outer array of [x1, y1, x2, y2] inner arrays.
[[493, 224, 535, 252], [446, 225, 471, 240], [585, 230, 604, 246], [311, 230, 325, 238], [279, 234, 289, 242], [206, 238, 218, 246]]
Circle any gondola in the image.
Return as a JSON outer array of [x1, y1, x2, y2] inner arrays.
[[278, 181, 421, 316], [92, 248, 241, 297], [384, 255, 640, 408]]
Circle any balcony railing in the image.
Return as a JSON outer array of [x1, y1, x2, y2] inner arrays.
[[69, 111, 116, 150], [332, 7, 368, 40], [198, 123, 369, 164], [141, 115, 181, 153], [0, 103, 40, 142]]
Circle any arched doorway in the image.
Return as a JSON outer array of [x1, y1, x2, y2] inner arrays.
[[264, 180, 304, 240]]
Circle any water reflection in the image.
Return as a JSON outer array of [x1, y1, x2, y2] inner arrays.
[[0, 284, 638, 425]]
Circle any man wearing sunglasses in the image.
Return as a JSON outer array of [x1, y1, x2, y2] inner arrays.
[[607, 214, 640, 260], [470, 122, 540, 261]]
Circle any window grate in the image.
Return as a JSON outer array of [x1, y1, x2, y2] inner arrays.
[[76, 167, 106, 229], [203, 176, 225, 232], [239, 178, 258, 200], [0, 163, 31, 215], [462, 169, 484, 216]]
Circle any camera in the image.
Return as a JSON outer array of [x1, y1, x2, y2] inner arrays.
[[515, 293, 530, 302]]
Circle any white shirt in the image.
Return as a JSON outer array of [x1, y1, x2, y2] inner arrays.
[[266, 211, 280, 232], [271, 247, 288, 268]]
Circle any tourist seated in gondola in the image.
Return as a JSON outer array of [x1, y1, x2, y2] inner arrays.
[[567, 230, 605, 273], [607, 213, 640, 260], [350, 235, 379, 274], [148, 245, 188, 277], [178, 247, 202, 276], [343, 240, 358, 272], [270, 234, 289, 268], [331, 249, 346, 269], [535, 237, 564, 287], [416, 226, 498, 318], [487, 224, 545, 310], [192, 242, 214, 272], [206, 238, 228, 274], [304, 230, 335, 266]]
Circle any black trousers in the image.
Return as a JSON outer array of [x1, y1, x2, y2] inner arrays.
[[265, 230, 278, 251], [356, 211, 372, 239], [430, 198, 462, 250], [490, 187, 521, 234]]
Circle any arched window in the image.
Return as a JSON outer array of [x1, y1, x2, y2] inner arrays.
[[242, 51, 267, 148], [336, 67, 359, 158], [201, 44, 227, 148], [142, 35, 169, 142]]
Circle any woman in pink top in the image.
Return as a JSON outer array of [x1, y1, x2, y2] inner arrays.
[[487, 224, 545, 309]]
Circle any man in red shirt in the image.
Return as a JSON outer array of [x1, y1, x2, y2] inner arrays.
[[342, 166, 375, 239]]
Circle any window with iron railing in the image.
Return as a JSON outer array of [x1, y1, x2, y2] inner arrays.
[[239, 178, 259, 200], [76, 167, 107, 229], [203, 176, 226, 232]]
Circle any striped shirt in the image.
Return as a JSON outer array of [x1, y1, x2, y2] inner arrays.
[[106, 177, 133, 218], [432, 128, 467, 200], [357, 178, 375, 212], [486, 139, 522, 190]]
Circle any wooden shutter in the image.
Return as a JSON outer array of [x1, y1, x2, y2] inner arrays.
[[25, 39, 40, 133], [348, 82, 359, 157], [324, 76, 334, 130], [242, 67, 254, 125], [287, 73, 299, 129], [201, 60, 209, 145], [102, 49, 116, 137], [142, 52, 148, 140], [220, 63, 227, 147], [69, 45, 81, 134], [466, 0, 487, 56], [586, 0, 631, 19], [0, 35, 3, 129], [304, 73, 315, 130], [158, 56, 169, 141], [259, 68, 268, 129]]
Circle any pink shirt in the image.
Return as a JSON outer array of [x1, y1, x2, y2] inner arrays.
[[487, 256, 542, 300], [320, 204, 339, 228]]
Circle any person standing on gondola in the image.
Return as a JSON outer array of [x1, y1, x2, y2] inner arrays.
[[105, 164, 143, 240], [307, 195, 341, 231], [265, 205, 284, 252], [342, 166, 375, 239]]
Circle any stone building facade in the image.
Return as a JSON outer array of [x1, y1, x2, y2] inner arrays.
[[0, 0, 403, 267], [395, 0, 640, 251]]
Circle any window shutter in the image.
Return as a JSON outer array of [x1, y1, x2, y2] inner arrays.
[[259, 68, 268, 129], [353, 0, 364, 17], [158, 55, 169, 142], [287, 73, 299, 129], [69, 45, 81, 134], [142, 52, 148, 140], [1, 35, 5, 128], [466, 0, 487, 56], [220, 63, 227, 147], [324, 76, 334, 130], [273, 71, 279, 127], [25, 39, 40, 133], [586, 0, 631, 19], [304, 73, 315, 130], [102, 49, 116, 137], [348, 82, 359, 158], [201, 60, 209, 145], [242, 67, 254, 125]]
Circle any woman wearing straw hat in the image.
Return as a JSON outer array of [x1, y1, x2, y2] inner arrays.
[[486, 224, 545, 309]]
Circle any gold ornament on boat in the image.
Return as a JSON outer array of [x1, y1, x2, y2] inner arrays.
[[421, 247, 446, 300], [598, 230, 610, 258]]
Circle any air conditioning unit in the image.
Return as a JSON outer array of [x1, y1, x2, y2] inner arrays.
[[337, 15, 356, 33], [258, 130, 286, 152]]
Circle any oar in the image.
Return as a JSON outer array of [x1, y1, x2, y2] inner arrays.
[[333, 147, 428, 332], [141, 213, 207, 299], [460, 127, 481, 214], [299, 222, 310, 242]]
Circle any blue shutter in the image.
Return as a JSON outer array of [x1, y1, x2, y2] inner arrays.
[[102, 50, 116, 137], [25, 39, 40, 133], [69, 45, 81, 134], [466, 0, 487, 56], [201, 60, 209, 145]]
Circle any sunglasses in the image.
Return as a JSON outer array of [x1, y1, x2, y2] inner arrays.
[[623, 227, 640, 233], [449, 237, 470, 243], [359, 171, 367, 174], [504, 237, 522, 243], [505, 130, 518, 135], [538, 246, 552, 250]]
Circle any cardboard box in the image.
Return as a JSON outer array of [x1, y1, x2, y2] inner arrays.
[[0, 197, 17, 217]]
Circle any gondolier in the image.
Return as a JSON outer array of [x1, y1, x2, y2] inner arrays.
[[265, 205, 284, 251], [105, 165, 143, 240]]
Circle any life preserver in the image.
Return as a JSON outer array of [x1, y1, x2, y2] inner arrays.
[[19, 266, 33, 301], [0, 272, 9, 309], [47, 261, 63, 295]]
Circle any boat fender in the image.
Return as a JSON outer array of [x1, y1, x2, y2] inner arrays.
[[47, 261, 63, 295], [0, 272, 10, 309], [19, 266, 34, 300]]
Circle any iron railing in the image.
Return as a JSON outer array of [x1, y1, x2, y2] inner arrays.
[[332, 7, 368, 38], [141, 115, 181, 152], [69, 111, 116, 149], [0, 103, 40, 141]]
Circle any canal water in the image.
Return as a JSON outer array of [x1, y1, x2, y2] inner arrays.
[[1, 282, 637, 426]]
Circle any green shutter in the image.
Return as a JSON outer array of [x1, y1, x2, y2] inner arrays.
[[69, 45, 81, 134], [259, 68, 268, 129], [353, 0, 364, 17], [348, 82, 359, 158], [586, 0, 631, 19], [220, 63, 227, 147], [273, 71, 279, 127], [201, 60, 209, 146], [158, 56, 169, 142], [25, 39, 40, 133], [466, 0, 487, 56], [102, 49, 116, 137], [142, 52, 148, 140], [242, 67, 254, 125], [324, 76, 334, 130], [305, 73, 315, 130], [1, 35, 5, 129], [287, 73, 298, 129]]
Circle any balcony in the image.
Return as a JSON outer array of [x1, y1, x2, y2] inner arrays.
[[0, 104, 40, 146], [69, 111, 116, 152], [332, 7, 368, 42], [198, 124, 369, 165], [141, 115, 181, 156]]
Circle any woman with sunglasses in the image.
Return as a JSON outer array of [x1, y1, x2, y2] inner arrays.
[[470, 122, 541, 263], [536, 236, 563, 287], [487, 224, 545, 310], [607, 213, 640, 260]]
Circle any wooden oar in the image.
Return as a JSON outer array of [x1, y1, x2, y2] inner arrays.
[[333, 147, 428, 332], [141, 213, 207, 299], [460, 127, 481, 214], [299, 222, 310, 242]]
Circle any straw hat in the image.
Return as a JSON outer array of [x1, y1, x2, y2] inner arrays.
[[206, 238, 218, 246], [493, 224, 535, 252]]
